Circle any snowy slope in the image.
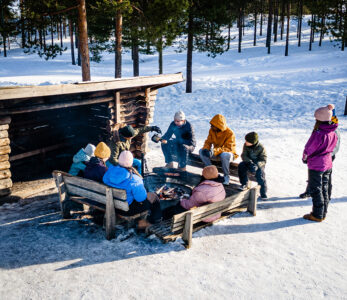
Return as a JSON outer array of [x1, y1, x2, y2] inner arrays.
[[0, 19, 347, 300]]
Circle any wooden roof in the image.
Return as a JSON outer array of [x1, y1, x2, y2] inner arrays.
[[0, 73, 184, 101]]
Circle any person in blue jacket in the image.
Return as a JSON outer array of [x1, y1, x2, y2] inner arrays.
[[103, 150, 162, 225], [69, 143, 95, 176]]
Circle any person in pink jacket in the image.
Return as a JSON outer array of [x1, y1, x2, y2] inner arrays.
[[162, 165, 226, 222]]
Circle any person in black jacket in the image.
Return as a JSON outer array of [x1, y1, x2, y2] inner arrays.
[[160, 110, 196, 171]]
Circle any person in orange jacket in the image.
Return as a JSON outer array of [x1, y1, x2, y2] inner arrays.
[[199, 114, 238, 185]]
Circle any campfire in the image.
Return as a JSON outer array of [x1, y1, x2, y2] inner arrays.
[[155, 184, 190, 201]]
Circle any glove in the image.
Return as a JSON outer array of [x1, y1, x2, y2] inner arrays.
[[182, 144, 193, 152], [302, 159, 307, 164], [201, 149, 212, 158], [248, 162, 258, 173], [151, 126, 161, 134]]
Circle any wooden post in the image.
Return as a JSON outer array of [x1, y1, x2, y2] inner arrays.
[[247, 186, 258, 216], [344, 96, 347, 115], [53, 172, 71, 218], [114, 91, 121, 124], [105, 187, 116, 240], [115, 0, 122, 78], [77, 0, 91, 81], [182, 212, 193, 249]]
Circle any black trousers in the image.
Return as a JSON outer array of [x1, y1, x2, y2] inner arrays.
[[162, 203, 187, 220], [116, 199, 162, 223], [308, 168, 332, 219], [161, 139, 190, 168], [304, 169, 333, 200], [238, 161, 267, 197]]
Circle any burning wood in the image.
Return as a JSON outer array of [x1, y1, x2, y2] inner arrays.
[[155, 184, 190, 201]]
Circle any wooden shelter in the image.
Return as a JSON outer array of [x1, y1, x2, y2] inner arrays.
[[0, 73, 184, 197]]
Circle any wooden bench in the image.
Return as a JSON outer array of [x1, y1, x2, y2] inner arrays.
[[146, 169, 259, 248], [52, 170, 145, 240]]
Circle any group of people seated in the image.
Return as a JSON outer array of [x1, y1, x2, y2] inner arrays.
[[68, 110, 268, 228]]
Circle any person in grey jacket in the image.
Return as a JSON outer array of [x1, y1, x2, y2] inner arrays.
[[238, 132, 268, 199]]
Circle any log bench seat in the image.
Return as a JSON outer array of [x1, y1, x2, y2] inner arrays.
[[52, 170, 147, 240]]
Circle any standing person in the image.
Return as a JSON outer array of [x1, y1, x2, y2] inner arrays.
[[238, 132, 268, 199], [108, 124, 161, 173], [69, 143, 95, 176], [162, 165, 225, 222], [299, 110, 340, 200], [160, 110, 196, 171], [302, 104, 338, 222], [199, 114, 238, 185], [84, 142, 111, 182], [103, 151, 162, 225]]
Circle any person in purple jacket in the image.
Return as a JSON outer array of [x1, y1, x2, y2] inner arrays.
[[302, 104, 338, 222]]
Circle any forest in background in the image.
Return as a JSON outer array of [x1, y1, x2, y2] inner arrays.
[[0, 0, 346, 92]]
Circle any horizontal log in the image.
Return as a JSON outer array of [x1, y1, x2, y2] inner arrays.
[[0, 154, 9, 162], [0, 96, 114, 115], [0, 116, 11, 125], [0, 169, 11, 179], [0, 145, 11, 155], [0, 130, 9, 139], [0, 187, 11, 196], [9, 143, 68, 161], [0, 73, 183, 101], [0, 178, 13, 189], [0, 138, 10, 147], [0, 124, 9, 131], [0, 161, 10, 170]]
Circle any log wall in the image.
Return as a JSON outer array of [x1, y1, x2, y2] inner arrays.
[[0, 117, 12, 196]]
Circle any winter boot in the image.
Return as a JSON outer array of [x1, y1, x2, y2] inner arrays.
[[303, 213, 323, 222], [165, 162, 175, 168], [299, 192, 310, 199], [223, 175, 230, 186]]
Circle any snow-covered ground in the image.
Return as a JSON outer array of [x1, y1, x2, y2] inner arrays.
[[1, 19, 347, 299]]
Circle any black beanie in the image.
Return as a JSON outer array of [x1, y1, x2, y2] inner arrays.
[[119, 125, 135, 138], [245, 132, 258, 144]]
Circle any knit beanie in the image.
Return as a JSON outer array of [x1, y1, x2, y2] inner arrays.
[[314, 104, 335, 122], [119, 125, 136, 138], [245, 132, 258, 145], [84, 143, 96, 157], [202, 165, 218, 180], [118, 150, 133, 168], [174, 110, 186, 121], [94, 142, 111, 159]]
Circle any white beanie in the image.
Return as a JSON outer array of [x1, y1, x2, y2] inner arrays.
[[84, 144, 96, 157], [118, 151, 134, 168], [174, 110, 186, 121]]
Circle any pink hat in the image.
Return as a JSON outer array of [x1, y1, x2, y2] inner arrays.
[[118, 151, 133, 168], [314, 104, 335, 122]]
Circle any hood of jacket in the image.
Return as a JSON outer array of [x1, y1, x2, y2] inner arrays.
[[88, 156, 105, 167], [73, 148, 90, 163], [318, 122, 338, 133], [210, 114, 228, 132]]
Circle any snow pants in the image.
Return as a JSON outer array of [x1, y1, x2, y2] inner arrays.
[[308, 168, 332, 219], [238, 161, 267, 198], [161, 139, 191, 168]]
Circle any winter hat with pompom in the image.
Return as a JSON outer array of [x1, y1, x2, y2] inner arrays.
[[314, 104, 335, 122], [118, 150, 134, 168], [174, 110, 186, 121], [202, 165, 218, 180]]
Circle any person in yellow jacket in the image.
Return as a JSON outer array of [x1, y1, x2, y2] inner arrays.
[[199, 114, 238, 185]]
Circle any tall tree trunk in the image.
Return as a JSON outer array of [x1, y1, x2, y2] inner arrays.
[[186, 9, 193, 93], [60, 18, 63, 49], [77, 0, 91, 81], [2, 35, 7, 57], [43, 30, 46, 51], [158, 36, 163, 74], [69, 20, 75, 65], [51, 20, 54, 45], [238, 5, 242, 53], [227, 22, 231, 51], [39, 28, 43, 49], [285, 1, 290, 56], [274, 0, 278, 42], [115, 0, 122, 78], [254, 12, 257, 46], [20, 0, 25, 48], [280, 0, 285, 40], [312, 15, 316, 43], [260, 0, 263, 36], [266, 0, 273, 53], [298, 0, 303, 46], [309, 14, 314, 51], [319, 16, 325, 47], [132, 37, 139, 76]]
